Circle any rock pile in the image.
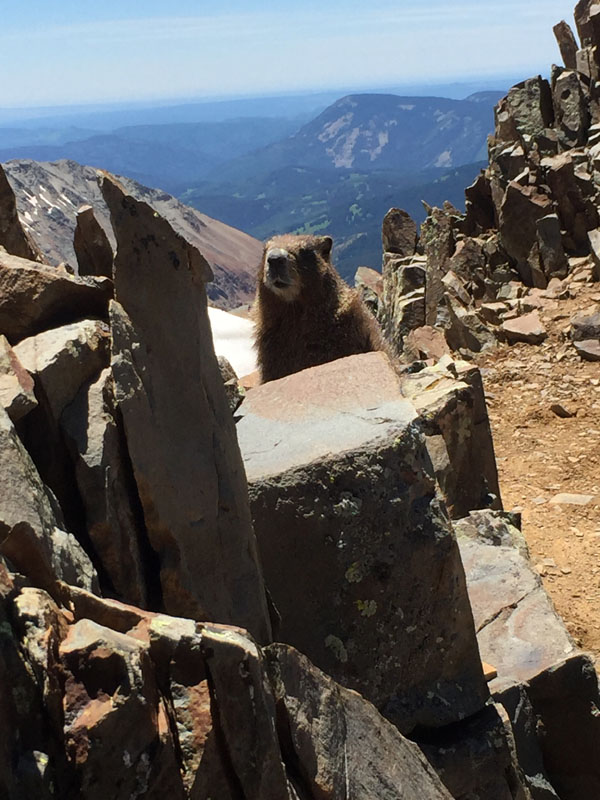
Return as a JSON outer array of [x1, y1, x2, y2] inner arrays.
[[373, 3, 600, 364]]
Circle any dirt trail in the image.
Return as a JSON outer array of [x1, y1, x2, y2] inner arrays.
[[474, 272, 600, 655]]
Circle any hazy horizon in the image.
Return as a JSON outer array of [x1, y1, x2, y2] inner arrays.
[[1, 0, 579, 108]]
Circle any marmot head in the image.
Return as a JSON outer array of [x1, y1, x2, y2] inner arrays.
[[260, 234, 334, 303]]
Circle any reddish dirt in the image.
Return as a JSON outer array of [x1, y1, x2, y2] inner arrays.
[[475, 266, 600, 657]]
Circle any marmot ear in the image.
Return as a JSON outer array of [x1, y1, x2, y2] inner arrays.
[[317, 236, 333, 260]]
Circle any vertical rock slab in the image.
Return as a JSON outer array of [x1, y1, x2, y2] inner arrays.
[[61, 368, 150, 608], [73, 204, 113, 278], [0, 334, 37, 422], [101, 175, 271, 643], [0, 164, 43, 262], [382, 207, 418, 256], [237, 352, 489, 735], [553, 21, 579, 70]]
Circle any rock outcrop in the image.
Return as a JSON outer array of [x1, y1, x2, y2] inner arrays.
[[0, 162, 43, 262]]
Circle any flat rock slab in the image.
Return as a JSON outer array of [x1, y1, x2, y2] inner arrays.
[[458, 536, 576, 693], [549, 492, 596, 506], [239, 351, 417, 481], [501, 311, 547, 344], [238, 351, 488, 735]]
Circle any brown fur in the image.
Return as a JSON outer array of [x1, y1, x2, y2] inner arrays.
[[254, 233, 385, 383]]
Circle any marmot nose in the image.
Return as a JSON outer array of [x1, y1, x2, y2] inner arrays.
[[266, 248, 289, 280]]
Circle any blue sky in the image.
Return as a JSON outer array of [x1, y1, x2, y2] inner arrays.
[[0, 0, 580, 107]]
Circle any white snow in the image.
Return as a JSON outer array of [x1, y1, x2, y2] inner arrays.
[[207, 307, 257, 378]]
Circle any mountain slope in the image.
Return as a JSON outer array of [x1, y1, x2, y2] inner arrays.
[[205, 92, 501, 184], [3, 158, 262, 308], [182, 162, 484, 281]]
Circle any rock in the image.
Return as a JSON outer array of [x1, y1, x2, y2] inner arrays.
[[380, 256, 427, 355], [237, 351, 489, 735], [553, 20, 579, 70], [541, 153, 597, 252], [588, 228, 600, 280], [418, 703, 530, 800], [444, 294, 497, 353], [61, 368, 150, 608], [573, 338, 600, 359], [403, 325, 451, 362], [501, 312, 547, 344], [382, 207, 418, 256], [549, 492, 595, 505], [441, 269, 472, 305], [0, 404, 98, 594], [535, 214, 568, 279], [355, 265, 383, 315], [575, 0, 597, 48], [496, 76, 554, 144], [268, 643, 453, 799], [457, 511, 600, 798], [0, 163, 43, 262], [569, 307, 600, 339], [550, 402, 577, 418], [101, 175, 271, 642], [73, 204, 113, 278], [552, 69, 589, 147], [217, 355, 245, 413], [0, 250, 112, 345], [0, 334, 37, 422], [480, 302, 509, 325], [60, 618, 185, 799], [421, 205, 456, 325], [207, 305, 257, 379], [14, 319, 110, 420], [499, 183, 553, 283], [401, 359, 502, 519]]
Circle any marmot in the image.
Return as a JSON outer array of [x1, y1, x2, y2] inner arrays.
[[254, 233, 385, 383]]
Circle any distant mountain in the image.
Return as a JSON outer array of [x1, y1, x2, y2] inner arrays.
[[205, 92, 502, 184], [2, 158, 262, 309], [0, 117, 303, 194]]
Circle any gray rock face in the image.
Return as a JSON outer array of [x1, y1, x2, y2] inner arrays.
[[73, 204, 113, 278], [0, 405, 98, 594], [569, 307, 600, 340], [61, 368, 150, 608], [0, 250, 111, 345], [0, 164, 43, 262], [499, 184, 553, 281], [458, 510, 600, 800], [101, 175, 271, 643], [0, 335, 37, 422], [0, 576, 455, 799], [14, 319, 110, 420], [400, 359, 502, 518], [552, 69, 589, 147], [238, 352, 489, 735]]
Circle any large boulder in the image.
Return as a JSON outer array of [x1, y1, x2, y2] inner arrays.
[[237, 351, 489, 735], [0, 250, 112, 344], [101, 175, 271, 642]]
